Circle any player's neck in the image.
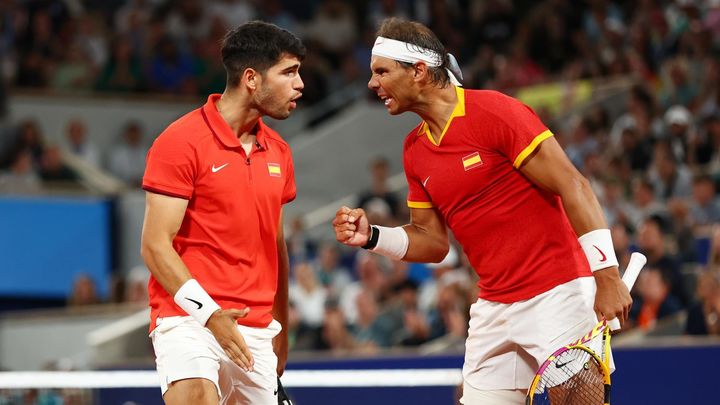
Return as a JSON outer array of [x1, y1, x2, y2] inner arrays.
[[216, 90, 262, 139], [413, 85, 457, 142]]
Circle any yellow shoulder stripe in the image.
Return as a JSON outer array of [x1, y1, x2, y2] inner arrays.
[[407, 200, 433, 209], [512, 129, 553, 168]]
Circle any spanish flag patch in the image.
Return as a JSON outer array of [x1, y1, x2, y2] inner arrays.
[[267, 163, 281, 177], [462, 152, 483, 171]]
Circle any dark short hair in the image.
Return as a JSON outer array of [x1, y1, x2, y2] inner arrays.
[[221, 21, 306, 87], [377, 17, 450, 87]]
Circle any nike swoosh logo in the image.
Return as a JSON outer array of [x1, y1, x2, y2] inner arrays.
[[212, 163, 229, 173], [185, 297, 203, 309], [592, 245, 607, 262], [556, 360, 571, 368], [422, 176, 430, 187]]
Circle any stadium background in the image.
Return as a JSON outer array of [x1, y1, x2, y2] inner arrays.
[[0, 0, 719, 404]]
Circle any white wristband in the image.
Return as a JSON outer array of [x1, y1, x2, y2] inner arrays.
[[371, 225, 409, 261], [174, 279, 222, 326], [578, 229, 619, 272]]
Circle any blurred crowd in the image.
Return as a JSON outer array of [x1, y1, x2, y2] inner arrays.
[[0, 0, 718, 358]]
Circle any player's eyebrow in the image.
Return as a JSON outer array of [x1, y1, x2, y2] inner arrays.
[[281, 63, 300, 72]]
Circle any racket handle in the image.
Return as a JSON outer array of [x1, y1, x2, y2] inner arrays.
[[608, 252, 647, 331]]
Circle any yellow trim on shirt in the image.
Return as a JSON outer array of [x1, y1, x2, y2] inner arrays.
[[512, 129, 553, 168], [407, 200, 433, 209], [420, 86, 466, 146]]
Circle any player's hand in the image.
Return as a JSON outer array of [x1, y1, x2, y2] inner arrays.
[[205, 308, 254, 372], [273, 330, 289, 377], [333, 206, 370, 247], [593, 266, 632, 327]]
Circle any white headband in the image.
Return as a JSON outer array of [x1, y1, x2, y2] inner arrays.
[[371, 36, 463, 86]]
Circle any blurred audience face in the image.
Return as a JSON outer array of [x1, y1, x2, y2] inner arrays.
[[637, 268, 669, 304], [69, 274, 99, 306], [638, 218, 664, 255], [11, 151, 33, 174], [318, 242, 339, 271], [632, 179, 654, 207], [41, 146, 64, 172], [123, 123, 143, 147], [66, 120, 87, 147], [295, 262, 318, 292], [692, 178, 716, 206], [355, 290, 378, 326], [611, 223, 630, 252]]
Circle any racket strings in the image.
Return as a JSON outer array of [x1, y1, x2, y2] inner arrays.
[[533, 348, 606, 405]]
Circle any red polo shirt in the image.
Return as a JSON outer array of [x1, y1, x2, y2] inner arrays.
[[143, 94, 296, 330], [403, 87, 590, 303]]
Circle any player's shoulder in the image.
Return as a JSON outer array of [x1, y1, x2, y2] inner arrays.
[[155, 107, 210, 145], [402, 121, 425, 151], [464, 89, 520, 110], [260, 120, 293, 155], [464, 89, 531, 121]]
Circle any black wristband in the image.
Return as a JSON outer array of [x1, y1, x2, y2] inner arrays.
[[362, 225, 380, 250]]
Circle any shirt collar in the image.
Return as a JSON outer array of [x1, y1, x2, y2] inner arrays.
[[201, 94, 269, 150], [418, 86, 465, 146]]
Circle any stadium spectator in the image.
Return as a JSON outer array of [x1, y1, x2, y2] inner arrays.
[[637, 215, 689, 306], [0, 150, 42, 194], [38, 145, 78, 185], [629, 266, 683, 331], [67, 273, 100, 307], [107, 121, 147, 186], [686, 270, 720, 335], [313, 241, 353, 297], [63, 118, 101, 167], [357, 156, 402, 225], [289, 262, 327, 334]]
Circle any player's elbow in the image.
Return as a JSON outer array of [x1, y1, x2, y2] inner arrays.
[[140, 234, 164, 264], [429, 240, 450, 263], [560, 173, 592, 198]]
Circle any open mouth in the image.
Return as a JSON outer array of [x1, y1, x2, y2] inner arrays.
[[379, 95, 393, 107]]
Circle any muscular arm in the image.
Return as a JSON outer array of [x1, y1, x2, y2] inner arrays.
[[140, 191, 254, 370], [272, 209, 290, 376], [519, 136, 607, 236], [140, 191, 193, 294], [402, 207, 449, 263], [519, 136, 632, 323], [333, 206, 449, 263]]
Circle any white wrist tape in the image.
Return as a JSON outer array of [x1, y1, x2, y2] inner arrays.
[[371, 225, 410, 261], [174, 279, 222, 326], [578, 229, 619, 272]]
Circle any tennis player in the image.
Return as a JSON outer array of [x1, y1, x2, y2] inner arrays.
[[141, 21, 303, 404], [333, 18, 632, 405]]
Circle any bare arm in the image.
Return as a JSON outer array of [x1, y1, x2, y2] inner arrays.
[[140, 191, 192, 294], [519, 137, 632, 324], [519, 136, 607, 236], [140, 191, 254, 370], [402, 207, 449, 263], [333, 206, 449, 263], [272, 209, 290, 376]]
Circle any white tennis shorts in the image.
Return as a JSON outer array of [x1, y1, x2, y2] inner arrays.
[[462, 276, 603, 393], [150, 316, 282, 404]]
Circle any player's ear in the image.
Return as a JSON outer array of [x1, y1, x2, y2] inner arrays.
[[242, 68, 259, 91], [412, 62, 429, 83]]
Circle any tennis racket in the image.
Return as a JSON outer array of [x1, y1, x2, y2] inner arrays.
[[277, 376, 293, 405], [526, 252, 647, 405]]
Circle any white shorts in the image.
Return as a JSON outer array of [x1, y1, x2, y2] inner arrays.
[[462, 277, 605, 392], [150, 316, 282, 405]]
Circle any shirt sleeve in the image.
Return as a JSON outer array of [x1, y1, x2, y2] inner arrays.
[[403, 139, 433, 209], [281, 152, 296, 204], [142, 131, 196, 199], [489, 93, 553, 169]]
